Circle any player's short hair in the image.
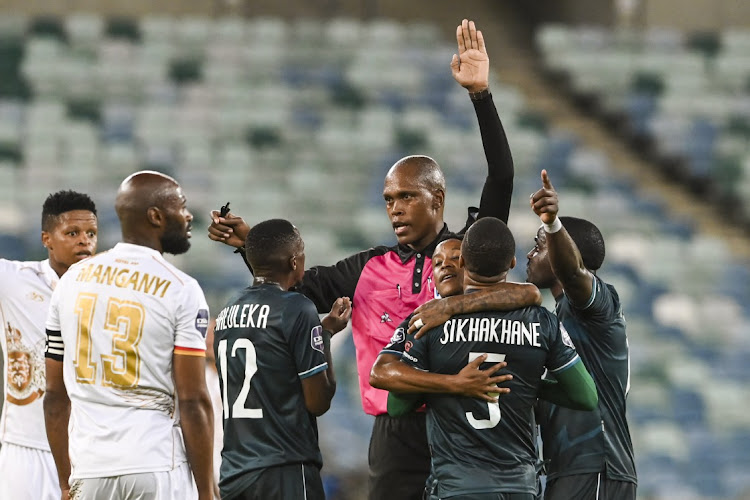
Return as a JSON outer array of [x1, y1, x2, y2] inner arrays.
[[461, 217, 515, 277], [245, 219, 302, 269], [41, 190, 97, 231], [437, 231, 463, 245], [559, 216, 605, 271]]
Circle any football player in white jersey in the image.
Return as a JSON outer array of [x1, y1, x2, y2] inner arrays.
[[0, 190, 98, 500], [44, 171, 214, 500]]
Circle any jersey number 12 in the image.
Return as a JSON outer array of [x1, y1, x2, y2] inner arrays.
[[217, 338, 263, 419]]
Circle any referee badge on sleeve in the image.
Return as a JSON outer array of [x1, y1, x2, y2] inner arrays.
[[311, 325, 324, 353]]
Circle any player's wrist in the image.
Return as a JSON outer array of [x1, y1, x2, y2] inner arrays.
[[468, 86, 490, 101], [542, 217, 562, 234], [322, 329, 333, 351]]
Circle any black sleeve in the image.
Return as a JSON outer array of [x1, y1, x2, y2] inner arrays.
[[459, 93, 515, 233], [292, 246, 390, 313]]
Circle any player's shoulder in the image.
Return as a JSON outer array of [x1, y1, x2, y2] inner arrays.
[[0, 257, 43, 273], [147, 253, 201, 290], [281, 289, 318, 312]]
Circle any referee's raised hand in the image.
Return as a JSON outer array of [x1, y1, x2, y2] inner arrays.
[[207, 210, 250, 248], [450, 19, 490, 94]]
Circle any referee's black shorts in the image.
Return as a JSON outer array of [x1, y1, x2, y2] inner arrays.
[[368, 412, 431, 500], [545, 473, 636, 500]]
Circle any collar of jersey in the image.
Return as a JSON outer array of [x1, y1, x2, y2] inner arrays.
[[395, 223, 450, 264], [113, 242, 163, 258]]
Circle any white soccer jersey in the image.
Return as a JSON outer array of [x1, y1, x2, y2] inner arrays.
[[0, 258, 58, 451], [45, 243, 209, 480]]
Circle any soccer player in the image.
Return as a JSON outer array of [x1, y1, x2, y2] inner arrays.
[[390, 217, 598, 499], [214, 219, 351, 500], [43, 171, 214, 500], [370, 233, 540, 411], [528, 170, 637, 499], [0, 190, 98, 500], [208, 19, 519, 499]]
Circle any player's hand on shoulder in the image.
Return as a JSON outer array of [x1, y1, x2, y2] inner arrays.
[[207, 209, 250, 248], [409, 298, 451, 338], [321, 297, 352, 334]]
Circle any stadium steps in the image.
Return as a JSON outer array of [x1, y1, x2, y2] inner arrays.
[[495, 54, 750, 261]]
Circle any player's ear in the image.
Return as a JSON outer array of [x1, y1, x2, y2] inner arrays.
[[41, 231, 50, 249], [458, 254, 465, 268], [146, 206, 163, 228], [289, 254, 297, 272], [432, 189, 445, 210], [509, 256, 516, 270]]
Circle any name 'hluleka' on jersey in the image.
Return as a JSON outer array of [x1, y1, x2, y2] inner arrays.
[[214, 303, 270, 331], [440, 317, 542, 347]]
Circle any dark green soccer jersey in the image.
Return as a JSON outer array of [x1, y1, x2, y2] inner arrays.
[[402, 304, 580, 497], [537, 275, 637, 484], [213, 283, 329, 499]]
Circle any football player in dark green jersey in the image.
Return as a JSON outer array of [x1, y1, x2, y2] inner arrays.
[[390, 218, 598, 499], [214, 219, 352, 500], [527, 170, 636, 499]]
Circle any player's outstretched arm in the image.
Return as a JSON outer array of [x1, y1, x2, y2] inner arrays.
[[302, 297, 352, 416], [530, 170, 594, 306], [451, 18, 515, 225], [43, 358, 72, 500], [371, 352, 511, 402], [408, 283, 542, 337], [174, 353, 215, 500], [207, 209, 251, 249], [539, 360, 598, 411]]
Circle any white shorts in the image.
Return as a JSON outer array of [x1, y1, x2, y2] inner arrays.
[[0, 442, 61, 500], [69, 461, 197, 500]]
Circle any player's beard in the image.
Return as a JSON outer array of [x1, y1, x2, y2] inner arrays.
[[161, 217, 191, 255]]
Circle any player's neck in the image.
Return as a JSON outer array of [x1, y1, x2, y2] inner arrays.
[[253, 275, 287, 290], [463, 270, 508, 290], [48, 258, 68, 278], [550, 281, 564, 301]]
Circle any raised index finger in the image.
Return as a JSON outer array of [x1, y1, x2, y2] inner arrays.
[[541, 169, 554, 191]]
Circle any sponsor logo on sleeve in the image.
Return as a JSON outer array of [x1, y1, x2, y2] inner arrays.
[[560, 324, 575, 349], [402, 351, 418, 363], [311, 325, 324, 353], [195, 309, 209, 338]]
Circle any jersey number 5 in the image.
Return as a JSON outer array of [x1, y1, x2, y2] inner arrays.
[[466, 352, 505, 430], [217, 338, 263, 419]]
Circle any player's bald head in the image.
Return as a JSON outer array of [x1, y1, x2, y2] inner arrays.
[[385, 155, 446, 193], [115, 170, 181, 221]]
